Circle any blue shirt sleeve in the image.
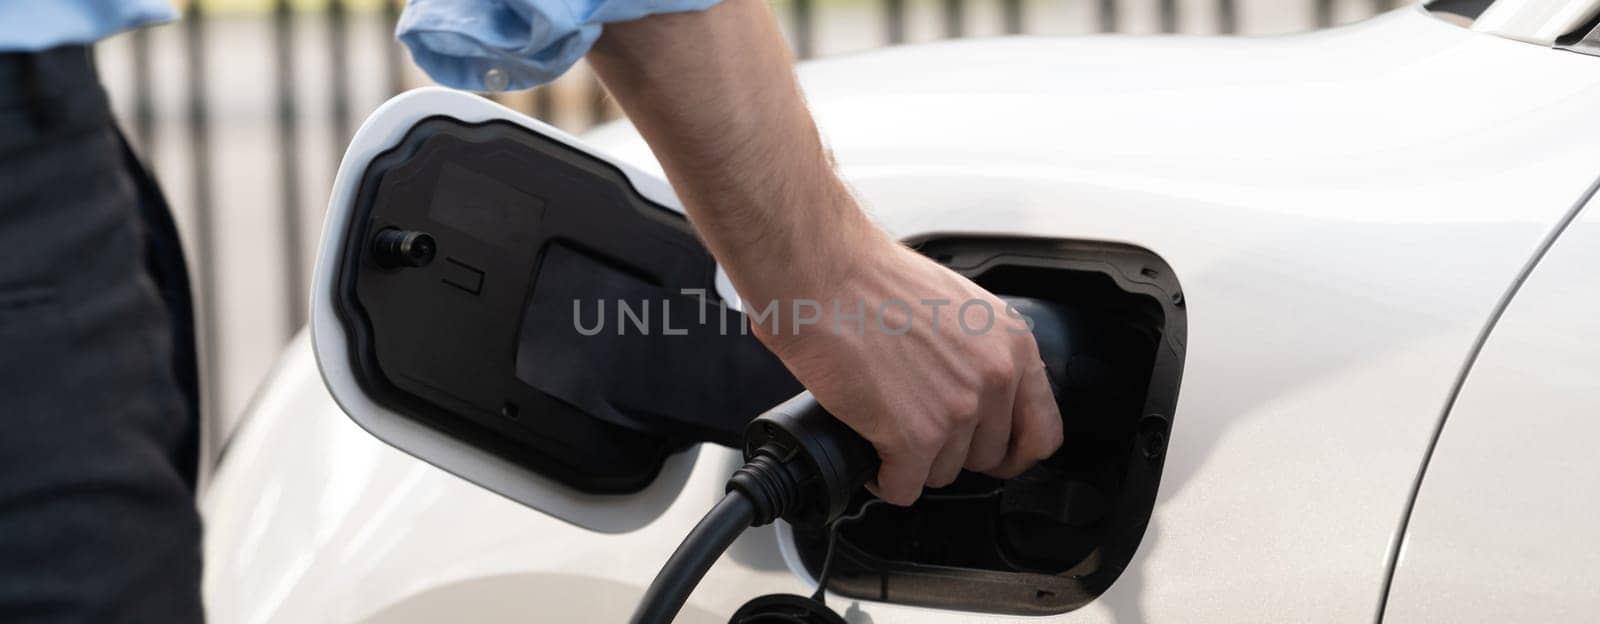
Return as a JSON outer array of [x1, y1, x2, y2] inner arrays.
[[397, 0, 721, 92], [0, 0, 175, 51]]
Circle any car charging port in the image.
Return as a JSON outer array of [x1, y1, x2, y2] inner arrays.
[[633, 294, 1084, 624], [791, 237, 1187, 616], [633, 257, 1184, 621]]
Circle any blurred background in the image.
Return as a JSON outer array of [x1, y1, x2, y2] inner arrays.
[[90, 0, 1404, 464]]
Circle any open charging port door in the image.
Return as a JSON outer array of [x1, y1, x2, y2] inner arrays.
[[310, 88, 799, 531]]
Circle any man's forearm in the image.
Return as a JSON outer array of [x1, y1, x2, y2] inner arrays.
[[586, 0, 875, 300], [585, 0, 1064, 505]]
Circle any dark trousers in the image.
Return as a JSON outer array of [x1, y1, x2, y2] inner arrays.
[[0, 46, 203, 622]]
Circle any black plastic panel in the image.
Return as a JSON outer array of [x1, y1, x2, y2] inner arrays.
[[333, 117, 797, 494]]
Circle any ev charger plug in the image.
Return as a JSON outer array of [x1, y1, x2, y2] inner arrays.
[[630, 296, 1070, 624]]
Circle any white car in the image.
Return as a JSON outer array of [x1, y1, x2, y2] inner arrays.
[[202, 1, 1600, 622]]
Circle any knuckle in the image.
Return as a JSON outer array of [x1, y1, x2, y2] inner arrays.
[[947, 394, 982, 426], [875, 433, 911, 457], [1041, 427, 1065, 458], [1027, 428, 1064, 461], [1013, 330, 1042, 357], [903, 422, 945, 455], [977, 353, 1015, 390], [1034, 407, 1065, 447], [948, 400, 980, 427], [979, 366, 1011, 393]]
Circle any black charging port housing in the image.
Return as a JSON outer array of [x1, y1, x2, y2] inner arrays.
[[792, 237, 1187, 616]]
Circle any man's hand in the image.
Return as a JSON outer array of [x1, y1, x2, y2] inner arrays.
[[747, 222, 1064, 505], [588, 0, 1063, 505]]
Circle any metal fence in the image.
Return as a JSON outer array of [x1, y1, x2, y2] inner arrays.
[[92, 0, 1403, 460]]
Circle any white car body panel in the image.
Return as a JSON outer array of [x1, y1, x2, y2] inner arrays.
[[1383, 201, 1600, 622], [205, 6, 1600, 623], [204, 345, 795, 624], [1473, 0, 1600, 44]]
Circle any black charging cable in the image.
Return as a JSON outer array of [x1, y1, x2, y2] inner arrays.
[[630, 491, 760, 624], [630, 393, 880, 624]]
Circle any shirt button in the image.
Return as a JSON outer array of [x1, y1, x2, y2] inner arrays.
[[483, 67, 509, 91]]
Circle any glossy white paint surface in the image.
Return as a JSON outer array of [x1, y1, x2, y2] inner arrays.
[[1473, 0, 1600, 44], [204, 336, 802, 623], [1383, 201, 1600, 622], [207, 7, 1600, 623]]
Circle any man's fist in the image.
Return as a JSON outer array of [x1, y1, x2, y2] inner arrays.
[[747, 226, 1064, 506]]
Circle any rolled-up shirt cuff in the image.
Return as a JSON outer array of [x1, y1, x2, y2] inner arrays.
[[397, 0, 720, 92], [398, 26, 597, 91]]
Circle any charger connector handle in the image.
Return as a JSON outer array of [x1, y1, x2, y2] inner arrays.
[[736, 393, 879, 529]]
